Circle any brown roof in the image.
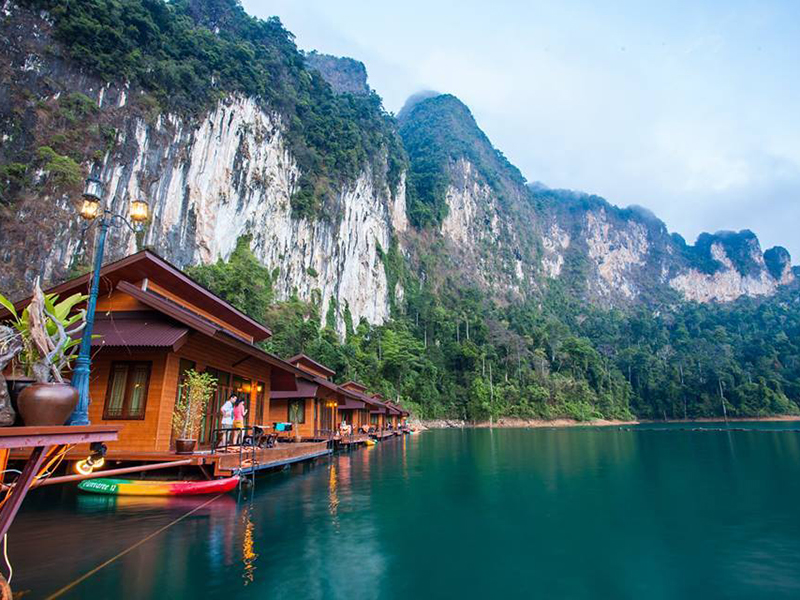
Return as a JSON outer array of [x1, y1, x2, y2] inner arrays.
[[341, 381, 368, 392], [10, 250, 272, 342], [115, 281, 304, 390], [287, 354, 335, 378], [270, 379, 318, 400], [338, 398, 367, 410], [91, 312, 189, 351], [384, 402, 403, 416]]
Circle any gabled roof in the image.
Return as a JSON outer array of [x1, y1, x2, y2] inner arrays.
[[12, 249, 272, 342], [113, 281, 304, 386], [384, 401, 404, 416], [288, 354, 336, 378], [339, 381, 383, 410], [91, 312, 189, 351], [341, 381, 368, 392], [271, 379, 318, 400]]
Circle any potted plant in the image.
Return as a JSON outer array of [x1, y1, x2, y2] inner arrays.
[[0, 279, 87, 426], [172, 369, 217, 454]]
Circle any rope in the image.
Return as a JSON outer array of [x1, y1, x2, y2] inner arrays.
[[44, 493, 225, 599], [2, 535, 11, 585]]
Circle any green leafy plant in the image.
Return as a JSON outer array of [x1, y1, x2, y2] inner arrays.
[[172, 369, 218, 440], [36, 146, 83, 188], [0, 279, 87, 383]]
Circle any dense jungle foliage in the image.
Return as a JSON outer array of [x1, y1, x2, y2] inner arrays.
[[189, 238, 800, 421], [20, 0, 406, 216]]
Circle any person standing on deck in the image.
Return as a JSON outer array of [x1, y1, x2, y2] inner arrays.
[[220, 393, 236, 447], [232, 397, 248, 445]]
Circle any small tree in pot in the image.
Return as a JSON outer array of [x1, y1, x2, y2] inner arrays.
[[0, 279, 87, 426], [172, 369, 218, 454]]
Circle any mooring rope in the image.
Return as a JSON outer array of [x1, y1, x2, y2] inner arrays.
[[44, 493, 224, 599]]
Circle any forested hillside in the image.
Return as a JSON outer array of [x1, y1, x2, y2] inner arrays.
[[190, 237, 800, 421], [4, 0, 406, 217]]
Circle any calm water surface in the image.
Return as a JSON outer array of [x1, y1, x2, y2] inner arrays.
[[10, 423, 800, 599]]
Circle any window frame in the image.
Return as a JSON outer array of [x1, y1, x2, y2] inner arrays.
[[288, 399, 306, 424], [102, 360, 153, 420]]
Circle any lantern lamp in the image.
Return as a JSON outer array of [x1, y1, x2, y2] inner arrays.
[[79, 176, 103, 221], [129, 198, 149, 223]]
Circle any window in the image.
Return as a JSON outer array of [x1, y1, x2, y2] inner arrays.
[[288, 399, 305, 424], [370, 413, 378, 425], [103, 361, 152, 420]]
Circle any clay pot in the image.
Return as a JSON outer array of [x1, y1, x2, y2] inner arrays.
[[17, 382, 78, 426], [7, 377, 34, 420], [175, 439, 197, 454]]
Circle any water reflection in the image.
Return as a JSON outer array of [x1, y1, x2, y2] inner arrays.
[[241, 503, 258, 585], [10, 427, 800, 599], [328, 463, 340, 531]]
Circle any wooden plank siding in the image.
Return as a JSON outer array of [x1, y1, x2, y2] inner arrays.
[[86, 349, 170, 453], [87, 330, 272, 454], [95, 291, 149, 313], [172, 333, 272, 429]]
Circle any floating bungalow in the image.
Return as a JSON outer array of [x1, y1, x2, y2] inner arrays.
[[5, 250, 412, 480], [6, 251, 328, 475], [271, 354, 357, 442]]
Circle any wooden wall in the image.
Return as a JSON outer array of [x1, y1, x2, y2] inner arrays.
[[87, 331, 273, 454], [87, 349, 170, 453], [145, 281, 254, 343]]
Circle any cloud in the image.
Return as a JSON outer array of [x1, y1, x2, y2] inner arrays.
[[243, 0, 800, 259]]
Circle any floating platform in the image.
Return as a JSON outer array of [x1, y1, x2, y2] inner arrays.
[[11, 441, 332, 478]]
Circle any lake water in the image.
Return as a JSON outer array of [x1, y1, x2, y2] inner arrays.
[[10, 423, 800, 599]]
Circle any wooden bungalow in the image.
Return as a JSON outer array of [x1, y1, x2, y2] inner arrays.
[[385, 401, 409, 431], [369, 393, 387, 428], [269, 354, 352, 441], [7, 250, 333, 473], [339, 382, 375, 432]]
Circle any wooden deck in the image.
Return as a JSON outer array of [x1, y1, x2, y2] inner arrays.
[[371, 430, 397, 440], [339, 433, 370, 445], [10, 440, 331, 477], [216, 441, 330, 475]]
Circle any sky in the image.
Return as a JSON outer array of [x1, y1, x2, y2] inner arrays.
[[242, 0, 800, 259]]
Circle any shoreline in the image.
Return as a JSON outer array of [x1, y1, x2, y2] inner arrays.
[[412, 415, 800, 430]]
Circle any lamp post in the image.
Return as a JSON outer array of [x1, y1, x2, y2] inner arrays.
[[68, 175, 149, 425]]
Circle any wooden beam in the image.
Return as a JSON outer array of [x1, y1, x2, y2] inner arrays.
[[0, 446, 47, 538], [230, 354, 252, 368], [33, 459, 195, 487]]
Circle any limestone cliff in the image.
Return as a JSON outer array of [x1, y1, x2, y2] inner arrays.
[[0, 0, 795, 331], [399, 94, 794, 306], [0, 1, 401, 332]]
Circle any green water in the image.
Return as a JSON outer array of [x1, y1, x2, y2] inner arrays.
[[10, 424, 800, 599]]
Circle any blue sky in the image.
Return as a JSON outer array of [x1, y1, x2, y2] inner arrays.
[[243, 0, 800, 259]]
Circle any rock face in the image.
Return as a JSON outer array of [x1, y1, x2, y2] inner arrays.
[[304, 52, 370, 95], [399, 94, 794, 306], [0, 4, 399, 332], [0, 2, 794, 323]]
